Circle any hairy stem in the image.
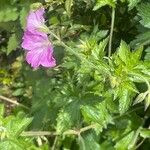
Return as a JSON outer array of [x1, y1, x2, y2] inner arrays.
[[48, 30, 110, 74], [21, 106, 144, 137], [79, 124, 96, 134], [21, 124, 96, 137], [108, 8, 115, 57], [21, 131, 58, 136]]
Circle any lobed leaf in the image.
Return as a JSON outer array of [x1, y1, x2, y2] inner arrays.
[[137, 2, 150, 28], [93, 0, 116, 10]]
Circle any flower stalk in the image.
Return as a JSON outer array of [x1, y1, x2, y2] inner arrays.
[[48, 30, 110, 74], [108, 8, 115, 57]]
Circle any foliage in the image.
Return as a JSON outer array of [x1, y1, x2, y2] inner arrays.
[[137, 2, 150, 28], [0, 0, 150, 149]]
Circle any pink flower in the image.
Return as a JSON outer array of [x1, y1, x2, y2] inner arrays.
[[21, 8, 56, 69], [22, 30, 56, 68], [26, 7, 49, 34]]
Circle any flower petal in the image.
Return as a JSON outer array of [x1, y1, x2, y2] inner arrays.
[[26, 8, 45, 34], [26, 50, 41, 68], [22, 30, 48, 51], [22, 7, 56, 69], [25, 45, 56, 68], [40, 47, 56, 67]]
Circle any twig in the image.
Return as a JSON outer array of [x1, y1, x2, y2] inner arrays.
[[108, 8, 115, 57], [0, 95, 29, 110]]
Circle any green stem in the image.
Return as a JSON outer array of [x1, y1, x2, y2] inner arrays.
[[79, 124, 96, 134], [21, 131, 58, 136], [21, 106, 143, 137], [52, 136, 58, 150], [21, 124, 96, 137], [48, 30, 110, 74], [108, 8, 115, 57], [48, 30, 81, 59]]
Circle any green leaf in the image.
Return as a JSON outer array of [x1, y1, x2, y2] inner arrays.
[[65, 0, 73, 17], [81, 101, 113, 132], [91, 27, 108, 40], [119, 89, 132, 114], [145, 47, 150, 60], [65, 100, 81, 127], [0, 140, 24, 150], [4, 112, 32, 137], [118, 40, 130, 65], [145, 93, 150, 110], [0, 104, 4, 118], [137, 2, 150, 28], [131, 46, 143, 63], [91, 38, 108, 60], [115, 40, 143, 70], [134, 92, 148, 105], [128, 127, 141, 149], [79, 132, 100, 150], [115, 131, 135, 150], [56, 110, 72, 133], [0, 7, 18, 22], [93, 0, 116, 11], [0, 105, 34, 149], [130, 31, 150, 47], [23, 68, 61, 129], [127, 0, 141, 10], [7, 34, 18, 55], [49, 16, 60, 25], [140, 128, 150, 138], [0, 138, 43, 150], [12, 88, 24, 96], [100, 141, 115, 150], [20, 8, 29, 29], [107, 113, 142, 149], [78, 135, 86, 150]]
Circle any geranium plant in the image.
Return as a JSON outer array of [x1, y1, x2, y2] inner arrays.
[[0, 0, 150, 149]]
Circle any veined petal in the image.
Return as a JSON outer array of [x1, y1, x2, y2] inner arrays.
[[26, 50, 41, 68], [25, 45, 56, 68], [40, 47, 56, 67], [26, 8, 45, 34], [22, 30, 48, 51], [22, 7, 56, 69]]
